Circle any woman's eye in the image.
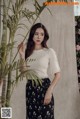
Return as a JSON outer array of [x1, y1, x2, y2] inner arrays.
[[34, 32, 44, 36], [35, 32, 38, 35], [41, 33, 44, 36]]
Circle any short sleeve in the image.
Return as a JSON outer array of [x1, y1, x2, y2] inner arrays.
[[49, 48, 60, 75]]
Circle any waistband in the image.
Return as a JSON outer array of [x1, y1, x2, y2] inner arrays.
[[27, 77, 49, 81], [26, 77, 51, 87]]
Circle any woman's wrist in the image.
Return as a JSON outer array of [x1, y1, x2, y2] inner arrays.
[[19, 54, 25, 60], [48, 85, 54, 94]]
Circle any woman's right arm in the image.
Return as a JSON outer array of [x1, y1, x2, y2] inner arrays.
[[19, 54, 27, 73], [18, 42, 27, 73]]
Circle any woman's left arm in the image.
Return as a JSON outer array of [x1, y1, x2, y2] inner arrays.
[[44, 72, 61, 105], [48, 72, 61, 92]]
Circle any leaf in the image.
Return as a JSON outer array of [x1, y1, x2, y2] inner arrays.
[[4, 63, 9, 75], [34, 0, 41, 12], [25, 70, 43, 86], [12, 4, 15, 14], [17, 26, 26, 31], [46, 7, 53, 16], [12, 61, 17, 70], [18, 23, 29, 30], [16, 34, 25, 37], [16, 62, 19, 84]]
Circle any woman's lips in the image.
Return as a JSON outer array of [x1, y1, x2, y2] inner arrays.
[[36, 40, 40, 42]]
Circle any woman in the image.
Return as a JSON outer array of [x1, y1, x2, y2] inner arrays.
[[18, 23, 61, 119]]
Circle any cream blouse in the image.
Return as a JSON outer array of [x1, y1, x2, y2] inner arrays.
[[25, 48, 60, 79]]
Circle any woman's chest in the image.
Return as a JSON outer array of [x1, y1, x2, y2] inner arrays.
[[26, 52, 49, 68]]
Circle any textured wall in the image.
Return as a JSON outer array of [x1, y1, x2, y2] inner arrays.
[[11, 2, 80, 119]]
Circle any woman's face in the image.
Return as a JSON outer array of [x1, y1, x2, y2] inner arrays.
[[33, 28, 45, 45]]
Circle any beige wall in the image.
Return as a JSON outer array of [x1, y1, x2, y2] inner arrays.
[[11, 2, 80, 119]]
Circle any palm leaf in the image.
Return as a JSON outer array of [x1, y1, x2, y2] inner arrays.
[[16, 69, 43, 86], [16, 26, 26, 31], [18, 23, 29, 30], [16, 62, 19, 84], [16, 33, 25, 38], [46, 7, 53, 16]]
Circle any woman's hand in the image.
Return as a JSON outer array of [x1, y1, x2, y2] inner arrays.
[[18, 41, 25, 59], [44, 72, 61, 105], [43, 87, 53, 105]]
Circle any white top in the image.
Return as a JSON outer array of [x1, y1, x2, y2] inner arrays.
[[26, 48, 60, 79]]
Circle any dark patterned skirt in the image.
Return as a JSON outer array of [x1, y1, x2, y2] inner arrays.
[[26, 78, 54, 119]]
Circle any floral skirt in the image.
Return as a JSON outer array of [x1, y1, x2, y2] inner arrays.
[[26, 78, 54, 119]]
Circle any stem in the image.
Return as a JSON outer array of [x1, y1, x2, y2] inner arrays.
[[1, 0, 7, 108], [6, 35, 14, 107], [1, 77, 7, 107]]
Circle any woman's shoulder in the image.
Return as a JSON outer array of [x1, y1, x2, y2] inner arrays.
[[44, 47, 54, 50], [45, 47, 56, 53], [43, 48, 56, 56]]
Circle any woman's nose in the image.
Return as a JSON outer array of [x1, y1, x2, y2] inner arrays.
[[38, 34, 40, 39]]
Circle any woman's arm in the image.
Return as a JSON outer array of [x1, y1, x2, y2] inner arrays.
[[18, 42, 27, 73], [44, 72, 61, 105], [44, 48, 61, 105], [48, 72, 61, 92], [19, 54, 27, 73]]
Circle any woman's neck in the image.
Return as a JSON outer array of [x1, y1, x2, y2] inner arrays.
[[34, 45, 43, 50]]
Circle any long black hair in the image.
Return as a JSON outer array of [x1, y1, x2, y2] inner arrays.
[[25, 23, 49, 60]]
